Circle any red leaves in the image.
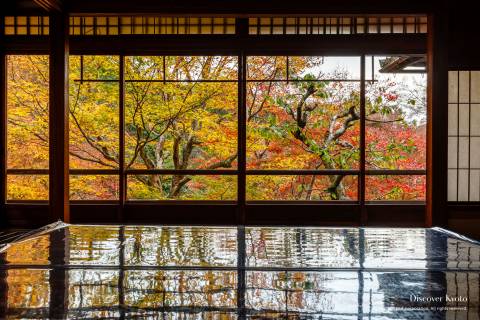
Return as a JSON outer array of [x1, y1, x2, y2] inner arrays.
[[385, 93, 398, 101]]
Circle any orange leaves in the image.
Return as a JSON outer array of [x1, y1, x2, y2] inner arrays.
[[366, 120, 426, 170], [365, 175, 426, 201], [6, 55, 427, 202]]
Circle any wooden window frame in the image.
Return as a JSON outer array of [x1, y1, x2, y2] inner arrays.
[[0, 15, 441, 227]]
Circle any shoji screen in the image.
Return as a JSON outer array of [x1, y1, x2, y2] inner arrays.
[[448, 71, 480, 201]]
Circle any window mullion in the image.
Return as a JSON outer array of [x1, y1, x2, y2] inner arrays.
[[119, 54, 125, 220], [360, 54, 367, 223], [238, 52, 247, 223], [0, 49, 6, 206]]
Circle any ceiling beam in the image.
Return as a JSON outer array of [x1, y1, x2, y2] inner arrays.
[[0, 0, 47, 15], [379, 56, 426, 73], [66, 0, 436, 16], [33, 0, 62, 12]]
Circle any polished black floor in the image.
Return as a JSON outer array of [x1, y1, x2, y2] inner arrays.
[[0, 223, 479, 319]]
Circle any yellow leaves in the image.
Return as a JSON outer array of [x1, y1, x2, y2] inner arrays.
[[70, 175, 119, 200], [5, 235, 50, 265], [7, 55, 49, 170], [125, 80, 237, 170], [6, 269, 50, 309], [69, 55, 119, 81], [246, 175, 358, 201], [6, 175, 49, 200], [127, 175, 237, 200], [69, 81, 119, 169]]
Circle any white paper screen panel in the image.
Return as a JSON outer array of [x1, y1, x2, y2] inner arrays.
[[448, 71, 480, 201]]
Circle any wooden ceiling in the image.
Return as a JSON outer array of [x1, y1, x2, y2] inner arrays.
[[3, 0, 440, 15]]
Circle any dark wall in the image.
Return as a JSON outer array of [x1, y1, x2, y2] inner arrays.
[[447, 0, 480, 240], [448, 0, 480, 70]]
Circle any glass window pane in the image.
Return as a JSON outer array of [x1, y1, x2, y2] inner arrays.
[[247, 56, 287, 80], [70, 175, 119, 200], [69, 81, 119, 169], [246, 175, 358, 201], [365, 56, 426, 170], [125, 81, 237, 170], [289, 56, 361, 80], [247, 81, 360, 170], [69, 55, 119, 80], [365, 175, 426, 201], [7, 175, 49, 200], [165, 56, 238, 81], [127, 175, 237, 200], [125, 56, 163, 80], [7, 55, 49, 170]]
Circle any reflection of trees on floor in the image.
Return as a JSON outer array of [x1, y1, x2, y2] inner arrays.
[[1, 226, 477, 319]]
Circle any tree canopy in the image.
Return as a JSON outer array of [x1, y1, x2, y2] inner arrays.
[[6, 55, 426, 201]]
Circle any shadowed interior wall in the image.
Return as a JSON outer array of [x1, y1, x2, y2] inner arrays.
[[447, 0, 480, 240]]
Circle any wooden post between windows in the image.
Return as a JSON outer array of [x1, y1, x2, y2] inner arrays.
[[0, 23, 6, 220], [0, 24, 6, 315], [49, 13, 70, 222], [426, 10, 448, 227]]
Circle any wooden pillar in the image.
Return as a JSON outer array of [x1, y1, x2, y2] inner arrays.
[[49, 13, 70, 222], [0, 14, 6, 301], [236, 18, 248, 225], [426, 7, 448, 227], [0, 17, 6, 224]]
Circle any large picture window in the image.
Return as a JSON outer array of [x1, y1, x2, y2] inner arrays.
[[5, 54, 426, 204], [67, 55, 238, 201]]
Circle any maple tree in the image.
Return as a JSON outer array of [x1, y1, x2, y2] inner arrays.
[[6, 55, 49, 200], [245, 56, 426, 200], [6, 55, 426, 201]]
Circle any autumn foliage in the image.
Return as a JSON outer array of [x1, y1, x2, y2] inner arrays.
[[6, 55, 426, 201]]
